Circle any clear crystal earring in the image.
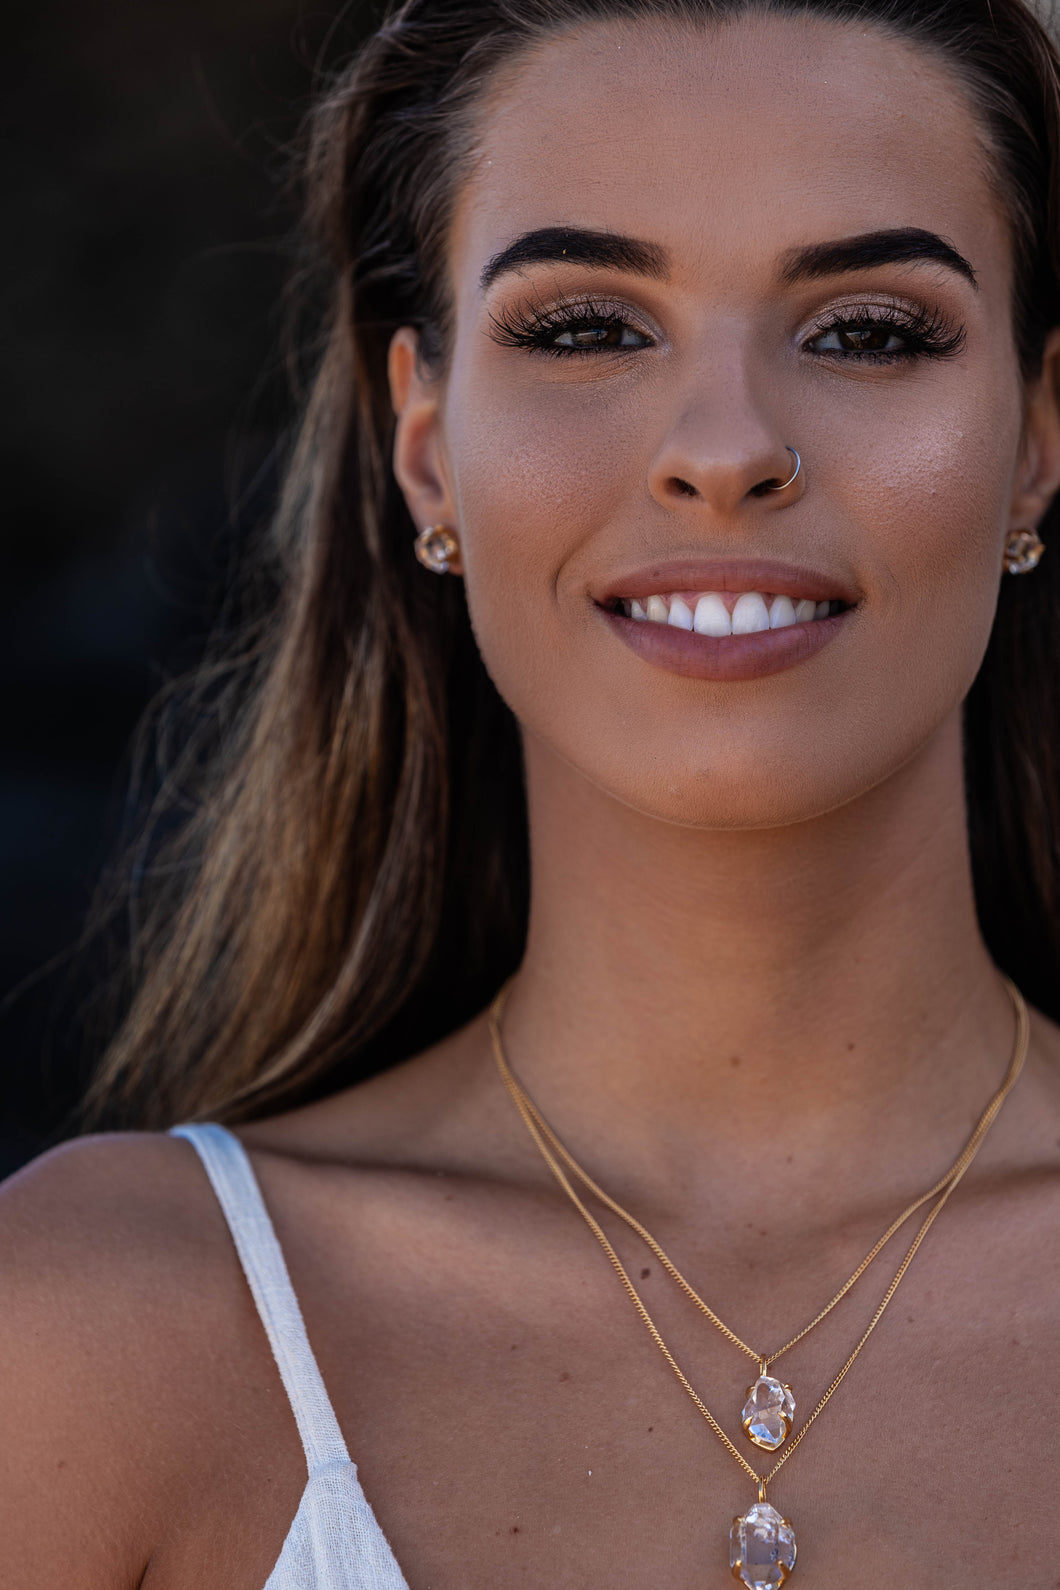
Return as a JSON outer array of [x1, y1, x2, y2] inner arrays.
[[413, 524, 461, 574], [1003, 528, 1045, 574]]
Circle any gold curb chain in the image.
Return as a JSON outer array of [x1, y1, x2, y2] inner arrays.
[[489, 977, 1028, 1493]]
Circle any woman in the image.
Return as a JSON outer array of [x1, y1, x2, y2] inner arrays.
[[2, 0, 1058, 1584]]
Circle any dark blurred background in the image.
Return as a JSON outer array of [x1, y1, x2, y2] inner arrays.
[[1, 0, 372, 1174]]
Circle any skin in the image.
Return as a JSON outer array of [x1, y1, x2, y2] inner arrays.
[[2, 14, 1060, 1589]]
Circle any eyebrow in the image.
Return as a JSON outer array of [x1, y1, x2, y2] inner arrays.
[[479, 226, 670, 291], [780, 227, 978, 289], [478, 222, 978, 296]]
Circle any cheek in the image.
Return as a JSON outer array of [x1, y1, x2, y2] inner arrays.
[[445, 368, 638, 670], [841, 374, 1020, 705], [442, 350, 1024, 830], [448, 367, 639, 554]]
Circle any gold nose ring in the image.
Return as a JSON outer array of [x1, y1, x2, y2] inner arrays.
[[763, 447, 802, 492]]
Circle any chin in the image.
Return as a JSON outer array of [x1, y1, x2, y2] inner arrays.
[[598, 760, 873, 832], [533, 704, 955, 832]]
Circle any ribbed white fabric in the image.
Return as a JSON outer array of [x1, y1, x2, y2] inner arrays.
[[171, 1123, 411, 1590]]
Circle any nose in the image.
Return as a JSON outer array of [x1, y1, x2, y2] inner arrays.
[[646, 354, 802, 517]]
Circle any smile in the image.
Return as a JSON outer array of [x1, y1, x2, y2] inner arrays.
[[620, 590, 842, 635], [599, 576, 855, 681]]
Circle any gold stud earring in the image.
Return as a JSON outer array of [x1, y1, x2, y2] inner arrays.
[[414, 524, 461, 574], [1003, 528, 1046, 575]]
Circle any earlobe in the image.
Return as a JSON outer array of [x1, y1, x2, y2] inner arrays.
[[388, 327, 459, 555]]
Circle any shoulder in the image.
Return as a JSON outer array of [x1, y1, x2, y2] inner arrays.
[[1015, 1002, 1060, 1160], [2, 1127, 213, 1248], [0, 1130, 301, 1589], [0, 1130, 241, 1341], [0, 1129, 217, 1323]]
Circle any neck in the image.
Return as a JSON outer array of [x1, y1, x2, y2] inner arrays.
[[504, 712, 1015, 1212]]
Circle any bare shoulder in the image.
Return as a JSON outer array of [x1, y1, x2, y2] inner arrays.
[[956, 1001, 1060, 1308], [1016, 1002, 1060, 1156], [0, 1131, 238, 1336], [2, 1127, 212, 1246], [0, 1019, 508, 1590], [0, 1131, 302, 1590]]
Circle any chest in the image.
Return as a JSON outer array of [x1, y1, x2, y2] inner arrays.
[[148, 1164, 1059, 1590], [300, 1187, 1059, 1589]]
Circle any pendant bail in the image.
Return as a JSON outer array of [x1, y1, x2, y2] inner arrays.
[[758, 1480, 767, 1504]]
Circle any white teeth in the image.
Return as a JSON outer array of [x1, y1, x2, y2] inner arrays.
[[693, 593, 732, 636], [667, 595, 695, 630], [627, 590, 842, 631], [731, 592, 771, 635]]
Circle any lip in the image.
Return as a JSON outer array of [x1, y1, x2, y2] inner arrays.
[[594, 556, 857, 682], [599, 602, 852, 682], [596, 557, 859, 607]]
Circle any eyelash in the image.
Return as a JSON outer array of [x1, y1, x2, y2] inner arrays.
[[488, 297, 651, 358], [805, 301, 966, 364], [487, 296, 966, 364]]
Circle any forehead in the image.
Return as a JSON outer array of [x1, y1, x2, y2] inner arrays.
[[450, 12, 1010, 298]]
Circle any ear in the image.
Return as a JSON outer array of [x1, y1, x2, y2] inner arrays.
[[1010, 326, 1060, 534], [388, 327, 463, 576]]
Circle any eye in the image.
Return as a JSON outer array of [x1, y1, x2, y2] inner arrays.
[[810, 322, 911, 355], [552, 319, 651, 351], [804, 303, 965, 364], [487, 297, 655, 358]]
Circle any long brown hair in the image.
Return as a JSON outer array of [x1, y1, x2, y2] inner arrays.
[[86, 0, 1060, 1130]]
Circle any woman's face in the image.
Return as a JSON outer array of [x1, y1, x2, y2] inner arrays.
[[394, 11, 1060, 828]]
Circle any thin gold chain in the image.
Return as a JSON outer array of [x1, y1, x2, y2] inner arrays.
[[492, 976, 1027, 1369], [490, 979, 1028, 1491]]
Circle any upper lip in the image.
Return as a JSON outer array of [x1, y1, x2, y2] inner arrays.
[[595, 557, 860, 606]]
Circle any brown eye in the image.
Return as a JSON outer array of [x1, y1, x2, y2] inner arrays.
[[560, 326, 614, 347], [805, 302, 965, 364], [812, 322, 906, 355], [487, 296, 657, 358], [840, 326, 899, 352], [554, 320, 649, 350]]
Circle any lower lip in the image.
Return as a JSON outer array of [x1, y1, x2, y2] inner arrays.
[[600, 606, 850, 681]]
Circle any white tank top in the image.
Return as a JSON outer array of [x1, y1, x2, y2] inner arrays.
[[171, 1123, 412, 1590]]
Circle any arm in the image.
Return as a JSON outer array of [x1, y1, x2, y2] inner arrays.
[[0, 1135, 228, 1589]]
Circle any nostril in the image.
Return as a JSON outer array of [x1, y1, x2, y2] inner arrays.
[[750, 475, 781, 497], [671, 477, 699, 498]]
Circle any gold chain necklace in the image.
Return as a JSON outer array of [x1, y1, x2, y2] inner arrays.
[[489, 978, 1029, 1588]]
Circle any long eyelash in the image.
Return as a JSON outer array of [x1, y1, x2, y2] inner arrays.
[[813, 301, 966, 362], [487, 296, 640, 357], [488, 296, 965, 363]]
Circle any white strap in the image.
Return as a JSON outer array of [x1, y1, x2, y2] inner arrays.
[[172, 1122, 350, 1476]]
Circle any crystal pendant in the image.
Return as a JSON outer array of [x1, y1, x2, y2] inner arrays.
[[741, 1375, 795, 1450], [730, 1501, 797, 1587]]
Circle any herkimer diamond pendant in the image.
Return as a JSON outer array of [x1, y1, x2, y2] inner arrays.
[[730, 1501, 797, 1588], [741, 1375, 795, 1451]]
